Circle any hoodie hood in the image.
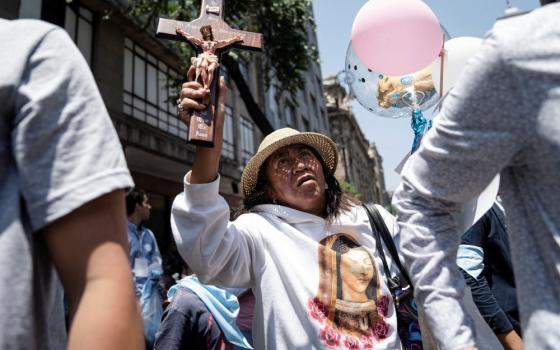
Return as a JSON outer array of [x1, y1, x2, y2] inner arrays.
[[251, 203, 371, 241]]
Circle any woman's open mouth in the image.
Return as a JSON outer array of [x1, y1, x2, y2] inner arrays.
[[296, 173, 316, 187]]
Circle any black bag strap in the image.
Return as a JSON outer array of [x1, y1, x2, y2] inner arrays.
[[362, 203, 413, 289], [363, 204, 393, 281]]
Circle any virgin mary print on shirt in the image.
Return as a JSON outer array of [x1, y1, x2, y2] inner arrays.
[[307, 233, 393, 349]]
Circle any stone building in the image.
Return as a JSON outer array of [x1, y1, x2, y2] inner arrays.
[[3, 0, 329, 251], [324, 75, 388, 206]]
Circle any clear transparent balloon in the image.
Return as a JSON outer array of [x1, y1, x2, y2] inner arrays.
[[345, 27, 450, 119]]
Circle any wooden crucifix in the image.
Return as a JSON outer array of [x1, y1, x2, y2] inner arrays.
[[156, 0, 263, 147]]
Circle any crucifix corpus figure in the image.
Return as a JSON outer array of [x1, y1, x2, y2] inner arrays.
[[176, 25, 242, 90], [156, 0, 263, 147]]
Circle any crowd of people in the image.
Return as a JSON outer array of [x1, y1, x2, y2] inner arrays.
[[1, 0, 559, 349]]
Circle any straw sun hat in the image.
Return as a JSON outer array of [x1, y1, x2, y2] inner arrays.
[[240, 128, 338, 197]]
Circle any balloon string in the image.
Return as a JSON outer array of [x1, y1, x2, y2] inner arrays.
[[411, 108, 428, 153], [439, 32, 445, 105]]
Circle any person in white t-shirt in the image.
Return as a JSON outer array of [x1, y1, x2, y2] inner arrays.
[[0, 19, 143, 350], [172, 77, 418, 350]]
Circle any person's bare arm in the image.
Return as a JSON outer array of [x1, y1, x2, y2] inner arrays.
[[176, 26, 204, 47], [216, 35, 243, 49], [497, 330, 524, 350], [44, 190, 144, 350]]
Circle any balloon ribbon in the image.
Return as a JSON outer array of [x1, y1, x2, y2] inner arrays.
[[410, 108, 431, 153]]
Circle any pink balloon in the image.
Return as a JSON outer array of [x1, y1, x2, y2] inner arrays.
[[352, 0, 443, 76]]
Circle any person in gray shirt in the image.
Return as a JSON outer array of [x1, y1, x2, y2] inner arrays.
[[392, 1, 560, 350], [0, 19, 143, 349]]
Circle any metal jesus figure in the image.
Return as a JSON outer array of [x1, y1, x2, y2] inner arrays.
[[176, 25, 242, 89]]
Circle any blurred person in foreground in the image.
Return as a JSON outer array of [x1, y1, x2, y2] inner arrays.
[[0, 19, 143, 349], [393, 1, 560, 350]]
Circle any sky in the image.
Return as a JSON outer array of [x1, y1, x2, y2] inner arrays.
[[313, 0, 540, 191]]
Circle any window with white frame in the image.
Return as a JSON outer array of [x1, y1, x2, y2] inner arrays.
[[222, 105, 235, 160], [239, 59, 249, 82], [310, 93, 324, 131], [240, 116, 255, 165], [123, 38, 186, 137], [284, 103, 296, 128], [302, 117, 310, 132], [310, 94, 318, 117], [64, 3, 93, 66], [221, 65, 230, 85], [316, 76, 323, 95], [267, 83, 279, 128]]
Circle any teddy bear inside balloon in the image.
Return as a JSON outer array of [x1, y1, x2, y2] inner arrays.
[[376, 67, 435, 109]]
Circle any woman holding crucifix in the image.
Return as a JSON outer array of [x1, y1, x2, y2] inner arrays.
[[171, 73, 421, 349]]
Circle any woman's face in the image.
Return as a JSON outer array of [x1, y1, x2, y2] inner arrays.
[[264, 144, 326, 217], [340, 248, 374, 302]]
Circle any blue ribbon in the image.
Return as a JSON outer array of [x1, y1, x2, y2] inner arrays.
[[410, 108, 431, 153]]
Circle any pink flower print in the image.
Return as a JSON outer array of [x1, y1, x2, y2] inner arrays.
[[360, 334, 375, 349], [308, 298, 329, 322], [378, 295, 390, 317], [320, 326, 341, 348], [373, 320, 390, 339], [344, 336, 361, 350]]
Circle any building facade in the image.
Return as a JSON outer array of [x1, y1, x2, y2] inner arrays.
[[3, 0, 330, 254], [324, 75, 388, 206]]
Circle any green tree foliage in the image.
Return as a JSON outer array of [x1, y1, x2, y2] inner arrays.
[[340, 181, 362, 200], [128, 0, 318, 127]]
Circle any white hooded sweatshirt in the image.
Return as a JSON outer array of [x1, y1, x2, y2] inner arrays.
[[171, 173, 403, 350]]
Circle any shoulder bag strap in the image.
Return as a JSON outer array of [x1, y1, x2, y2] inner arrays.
[[363, 203, 393, 280], [362, 203, 413, 288]]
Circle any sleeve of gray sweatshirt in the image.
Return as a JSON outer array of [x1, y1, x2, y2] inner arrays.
[[392, 28, 532, 350]]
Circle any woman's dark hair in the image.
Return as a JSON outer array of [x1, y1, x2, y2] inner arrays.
[[200, 25, 214, 41], [235, 146, 354, 221]]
